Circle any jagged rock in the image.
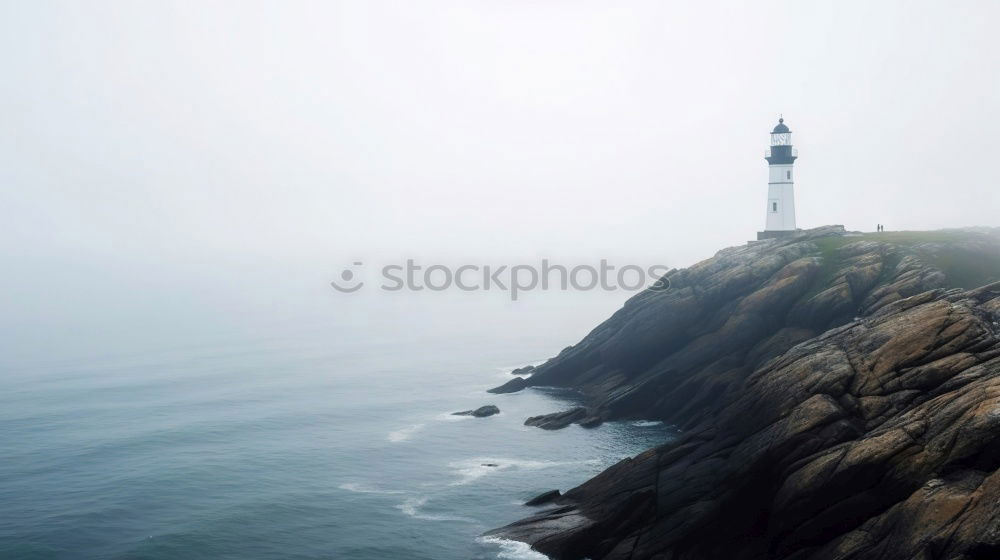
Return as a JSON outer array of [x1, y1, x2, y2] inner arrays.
[[488, 377, 528, 394], [512, 365, 537, 375], [489, 280, 1000, 560], [524, 408, 589, 430], [525, 490, 561, 506], [452, 405, 500, 417], [515, 227, 1000, 430]]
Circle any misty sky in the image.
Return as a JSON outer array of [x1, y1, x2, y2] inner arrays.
[[2, 1, 999, 364]]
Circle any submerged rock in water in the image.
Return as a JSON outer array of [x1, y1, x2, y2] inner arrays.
[[452, 405, 500, 418]]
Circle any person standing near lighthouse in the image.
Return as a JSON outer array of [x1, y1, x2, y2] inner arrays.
[[757, 117, 799, 240]]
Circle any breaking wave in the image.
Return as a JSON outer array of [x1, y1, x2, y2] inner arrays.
[[478, 536, 551, 559]]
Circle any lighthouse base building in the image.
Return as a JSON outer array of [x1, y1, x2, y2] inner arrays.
[[756, 117, 800, 241]]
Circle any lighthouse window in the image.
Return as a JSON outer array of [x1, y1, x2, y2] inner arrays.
[[786, 170, 791, 179], [772, 202, 778, 212]]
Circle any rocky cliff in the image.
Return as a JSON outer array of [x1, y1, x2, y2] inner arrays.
[[491, 226, 1000, 430], [489, 226, 1000, 560]]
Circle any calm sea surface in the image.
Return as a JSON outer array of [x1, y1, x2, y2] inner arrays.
[[0, 305, 673, 559]]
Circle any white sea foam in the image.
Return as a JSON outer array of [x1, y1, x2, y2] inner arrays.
[[478, 536, 551, 560], [448, 457, 581, 486], [395, 497, 474, 523], [387, 423, 425, 442], [631, 420, 664, 427], [435, 411, 474, 422], [496, 360, 545, 379], [396, 497, 428, 517], [338, 482, 406, 495]]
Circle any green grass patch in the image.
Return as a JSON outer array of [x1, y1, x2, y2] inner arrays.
[[849, 230, 1000, 290], [800, 236, 853, 301], [919, 248, 1000, 289], [854, 230, 978, 245], [799, 229, 1000, 298]]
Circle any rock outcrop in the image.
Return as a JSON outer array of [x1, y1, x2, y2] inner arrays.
[[488, 227, 1000, 560], [452, 405, 500, 418], [524, 408, 601, 430], [489, 377, 529, 394], [525, 490, 562, 506], [491, 227, 1000, 430]]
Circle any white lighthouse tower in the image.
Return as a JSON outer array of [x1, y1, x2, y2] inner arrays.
[[757, 117, 799, 240]]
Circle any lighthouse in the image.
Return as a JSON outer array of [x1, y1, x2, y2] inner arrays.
[[757, 117, 799, 240]]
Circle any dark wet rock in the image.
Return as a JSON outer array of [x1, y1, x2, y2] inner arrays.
[[512, 365, 537, 375], [452, 405, 500, 417], [488, 377, 528, 394], [481, 463, 499, 468], [525, 490, 562, 506], [489, 278, 1000, 560], [524, 408, 590, 430], [577, 415, 604, 429]]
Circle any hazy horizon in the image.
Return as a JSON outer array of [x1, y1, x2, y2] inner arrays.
[[2, 1, 999, 364]]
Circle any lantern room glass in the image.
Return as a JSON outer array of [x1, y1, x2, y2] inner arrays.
[[770, 132, 792, 146]]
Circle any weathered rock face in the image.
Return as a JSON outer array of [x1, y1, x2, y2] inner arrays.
[[492, 227, 1000, 431], [490, 276, 1000, 560]]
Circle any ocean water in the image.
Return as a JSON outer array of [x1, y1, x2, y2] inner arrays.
[[0, 302, 673, 559]]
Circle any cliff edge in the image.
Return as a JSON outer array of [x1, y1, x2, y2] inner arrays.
[[492, 226, 1000, 430], [488, 226, 1000, 560]]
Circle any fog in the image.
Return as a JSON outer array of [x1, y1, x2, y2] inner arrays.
[[2, 1, 998, 365]]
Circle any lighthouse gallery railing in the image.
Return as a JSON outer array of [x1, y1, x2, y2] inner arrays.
[[765, 147, 799, 158]]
